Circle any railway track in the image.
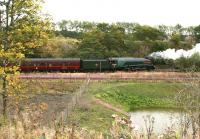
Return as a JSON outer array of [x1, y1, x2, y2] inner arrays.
[[20, 76, 199, 81], [20, 72, 200, 81]]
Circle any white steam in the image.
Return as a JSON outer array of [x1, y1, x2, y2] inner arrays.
[[150, 43, 200, 60]]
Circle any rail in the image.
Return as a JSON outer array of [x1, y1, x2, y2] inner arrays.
[[20, 76, 199, 81]]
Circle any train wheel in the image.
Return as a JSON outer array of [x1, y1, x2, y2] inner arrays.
[[131, 67, 136, 71]]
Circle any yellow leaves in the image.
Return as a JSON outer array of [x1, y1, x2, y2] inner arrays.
[[0, 69, 4, 76], [0, 0, 52, 117], [0, 0, 53, 52], [16, 53, 24, 59], [0, 50, 24, 60], [0, 50, 22, 97], [39, 102, 48, 111], [6, 73, 19, 83], [23, 42, 36, 48]]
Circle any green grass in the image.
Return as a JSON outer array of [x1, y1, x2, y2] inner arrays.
[[89, 81, 183, 111], [67, 90, 126, 133], [67, 104, 122, 132], [68, 81, 184, 133]]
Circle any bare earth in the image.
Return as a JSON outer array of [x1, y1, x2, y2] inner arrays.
[[95, 99, 129, 116]]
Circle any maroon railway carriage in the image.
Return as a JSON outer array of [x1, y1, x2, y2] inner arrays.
[[20, 58, 80, 72]]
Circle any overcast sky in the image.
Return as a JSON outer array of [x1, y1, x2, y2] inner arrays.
[[43, 0, 200, 27]]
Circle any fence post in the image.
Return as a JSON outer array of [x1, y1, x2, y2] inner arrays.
[[67, 103, 69, 118]]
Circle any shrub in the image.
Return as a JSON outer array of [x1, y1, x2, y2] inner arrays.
[[175, 53, 200, 71]]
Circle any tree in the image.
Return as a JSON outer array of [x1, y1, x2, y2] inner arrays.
[[194, 25, 200, 43], [132, 25, 166, 41], [170, 33, 181, 46], [28, 36, 80, 58], [57, 20, 95, 39], [79, 23, 127, 58], [0, 0, 52, 117]]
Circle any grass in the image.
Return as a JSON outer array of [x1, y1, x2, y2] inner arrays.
[[0, 79, 186, 136], [66, 91, 125, 133], [0, 79, 83, 124], [89, 81, 184, 111], [20, 79, 82, 94], [67, 104, 119, 132], [0, 79, 199, 138], [67, 81, 184, 133]]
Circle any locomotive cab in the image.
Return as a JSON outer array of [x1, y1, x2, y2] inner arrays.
[[108, 58, 118, 70]]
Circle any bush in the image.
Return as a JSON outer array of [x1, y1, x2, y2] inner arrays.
[[175, 53, 200, 71], [150, 57, 175, 69], [150, 53, 200, 71]]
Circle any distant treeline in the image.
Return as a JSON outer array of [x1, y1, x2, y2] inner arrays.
[[151, 52, 200, 71], [28, 20, 200, 59]]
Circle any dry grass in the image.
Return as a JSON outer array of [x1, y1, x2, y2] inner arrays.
[[0, 112, 199, 139]]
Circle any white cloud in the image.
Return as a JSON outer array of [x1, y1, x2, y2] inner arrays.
[[43, 0, 200, 26]]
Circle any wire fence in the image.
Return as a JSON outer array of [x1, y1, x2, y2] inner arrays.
[[55, 77, 90, 123]]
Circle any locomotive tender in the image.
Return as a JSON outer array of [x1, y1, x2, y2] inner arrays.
[[20, 57, 155, 72]]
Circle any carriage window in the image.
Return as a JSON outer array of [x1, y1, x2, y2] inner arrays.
[[109, 60, 116, 64]]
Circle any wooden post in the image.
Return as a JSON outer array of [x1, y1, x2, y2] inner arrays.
[[100, 61, 101, 72]]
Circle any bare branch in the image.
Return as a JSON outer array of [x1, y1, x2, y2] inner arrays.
[[11, 0, 26, 25]]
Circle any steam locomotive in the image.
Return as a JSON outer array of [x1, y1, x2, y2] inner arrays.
[[20, 57, 155, 72]]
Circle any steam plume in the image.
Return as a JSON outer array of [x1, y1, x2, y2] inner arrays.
[[150, 43, 200, 60]]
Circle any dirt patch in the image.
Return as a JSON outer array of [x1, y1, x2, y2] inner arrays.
[[0, 93, 74, 125], [94, 99, 129, 116]]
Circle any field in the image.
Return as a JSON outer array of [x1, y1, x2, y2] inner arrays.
[[90, 81, 183, 111], [0, 78, 199, 138], [66, 81, 184, 132]]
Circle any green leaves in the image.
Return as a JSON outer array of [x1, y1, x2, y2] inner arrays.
[[194, 25, 200, 43], [79, 23, 126, 58], [53, 21, 197, 58]]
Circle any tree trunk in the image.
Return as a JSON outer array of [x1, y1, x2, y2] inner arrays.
[[2, 76, 7, 118]]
